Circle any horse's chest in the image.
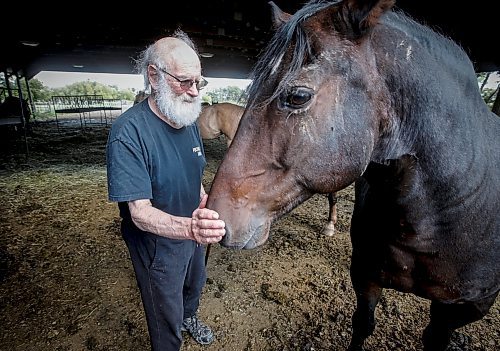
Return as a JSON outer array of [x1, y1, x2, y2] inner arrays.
[[352, 206, 463, 298]]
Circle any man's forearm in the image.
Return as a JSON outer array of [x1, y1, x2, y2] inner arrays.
[[128, 199, 193, 240]]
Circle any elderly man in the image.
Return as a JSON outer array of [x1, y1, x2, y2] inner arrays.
[[106, 30, 225, 350]]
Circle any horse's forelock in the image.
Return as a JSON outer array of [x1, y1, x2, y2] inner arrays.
[[248, 1, 341, 108]]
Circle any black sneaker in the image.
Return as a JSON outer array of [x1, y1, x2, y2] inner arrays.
[[181, 315, 214, 345]]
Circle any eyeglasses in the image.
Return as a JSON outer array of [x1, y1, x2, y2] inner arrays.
[[155, 66, 208, 91]]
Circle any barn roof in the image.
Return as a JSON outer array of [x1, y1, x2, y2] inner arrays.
[[1, 1, 498, 80]]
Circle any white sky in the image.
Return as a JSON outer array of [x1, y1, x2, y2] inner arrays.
[[34, 71, 251, 93], [482, 72, 500, 89]]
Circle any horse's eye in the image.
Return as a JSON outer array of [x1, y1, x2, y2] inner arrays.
[[281, 87, 314, 109]]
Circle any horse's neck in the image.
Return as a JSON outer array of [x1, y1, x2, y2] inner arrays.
[[371, 109, 500, 221], [371, 16, 496, 169]]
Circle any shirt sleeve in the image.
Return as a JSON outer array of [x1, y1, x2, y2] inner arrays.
[[106, 138, 152, 202]]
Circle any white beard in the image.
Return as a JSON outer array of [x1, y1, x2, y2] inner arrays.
[[154, 74, 202, 127]]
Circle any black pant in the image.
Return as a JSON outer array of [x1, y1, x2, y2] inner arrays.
[[122, 222, 206, 351]]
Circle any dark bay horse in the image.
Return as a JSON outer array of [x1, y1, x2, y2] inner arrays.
[[207, 1, 500, 350]]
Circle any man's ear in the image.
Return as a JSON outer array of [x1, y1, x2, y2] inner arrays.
[[269, 1, 291, 30], [148, 65, 160, 90]]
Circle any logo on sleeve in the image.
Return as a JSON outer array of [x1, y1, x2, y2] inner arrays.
[[192, 146, 202, 156]]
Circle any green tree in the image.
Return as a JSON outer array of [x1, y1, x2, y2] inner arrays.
[[25, 78, 52, 101], [205, 86, 247, 105], [481, 87, 498, 110], [51, 81, 134, 101], [116, 89, 135, 101], [2, 76, 136, 104], [477, 71, 499, 110]]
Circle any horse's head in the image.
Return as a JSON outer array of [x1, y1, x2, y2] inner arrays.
[[208, 0, 395, 249]]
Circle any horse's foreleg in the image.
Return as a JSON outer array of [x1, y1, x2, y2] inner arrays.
[[348, 280, 382, 351], [422, 294, 497, 351], [321, 192, 337, 236]]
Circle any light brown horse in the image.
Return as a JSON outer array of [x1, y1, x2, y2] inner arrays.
[[197, 102, 244, 147]]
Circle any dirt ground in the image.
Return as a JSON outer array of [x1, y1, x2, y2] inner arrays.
[[0, 119, 498, 351]]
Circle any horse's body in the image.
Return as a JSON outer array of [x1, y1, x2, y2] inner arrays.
[[207, 1, 499, 350], [198, 102, 244, 147]]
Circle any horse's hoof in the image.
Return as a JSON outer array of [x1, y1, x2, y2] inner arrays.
[[321, 222, 335, 237]]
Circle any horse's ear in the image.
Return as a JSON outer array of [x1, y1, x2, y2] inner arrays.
[[269, 1, 292, 30], [337, 0, 395, 38]]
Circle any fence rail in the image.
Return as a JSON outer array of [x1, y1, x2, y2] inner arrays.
[[51, 95, 122, 130]]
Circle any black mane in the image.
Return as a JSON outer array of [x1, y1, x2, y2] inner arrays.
[[248, 1, 341, 107]]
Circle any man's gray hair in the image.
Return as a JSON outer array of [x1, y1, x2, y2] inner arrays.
[[134, 29, 198, 93]]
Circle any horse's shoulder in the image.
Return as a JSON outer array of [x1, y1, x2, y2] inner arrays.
[[199, 106, 217, 126]]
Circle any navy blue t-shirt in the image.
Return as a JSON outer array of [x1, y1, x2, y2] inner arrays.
[[106, 100, 206, 225]]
